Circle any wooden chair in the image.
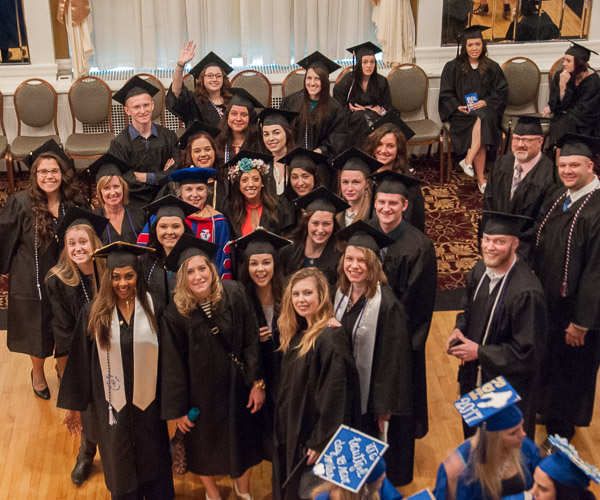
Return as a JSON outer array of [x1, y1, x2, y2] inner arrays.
[[281, 68, 306, 98], [548, 57, 564, 87], [334, 67, 352, 85], [231, 70, 272, 108]]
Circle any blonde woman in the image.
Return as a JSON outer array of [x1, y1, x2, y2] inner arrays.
[[273, 267, 360, 500], [160, 234, 265, 500]]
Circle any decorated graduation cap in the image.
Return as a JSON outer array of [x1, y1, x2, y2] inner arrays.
[[225, 149, 272, 182], [233, 226, 292, 257], [557, 133, 600, 159], [143, 195, 198, 223], [228, 87, 263, 112], [405, 490, 435, 500], [565, 40, 599, 62], [188, 51, 234, 80], [296, 51, 341, 74], [93, 241, 155, 268], [258, 107, 298, 128], [370, 170, 421, 198], [296, 186, 349, 214], [112, 75, 159, 106], [87, 154, 131, 183], [55, 206, 109, 243], [280, 147, 328, 170], [463, 24, 491, 40], [513, 115, 543, 136], [481, 211, 532, 238], [24, 139, 73, 170], [177, 120, 221, 150], [346, 41, 382, 59], [369, 110, 416, 142], [539, 435, 600, 490], [164, 233, 219, 272], [336, 220, 395, 253], [332, 147, 382, 176], [169, 167, 217, 185]]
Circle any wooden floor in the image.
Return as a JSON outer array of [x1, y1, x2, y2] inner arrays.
[[1, 312, 599, 499]]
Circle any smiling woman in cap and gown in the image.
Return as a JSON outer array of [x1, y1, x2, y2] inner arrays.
[[58, 242, 175, 500]]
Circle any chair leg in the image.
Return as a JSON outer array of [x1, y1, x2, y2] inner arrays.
[[6, 154, 15, 194], [439, 136, 444, 183], [446, 135, 452, 182], [427, 144, 432, 158]]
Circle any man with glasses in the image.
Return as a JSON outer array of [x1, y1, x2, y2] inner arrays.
[[482, 116, 559, 263]]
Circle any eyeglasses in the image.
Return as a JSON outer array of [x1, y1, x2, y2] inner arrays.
[[512, 137, 540, 144], [205, 74, 223, 80], [37, 168, 62, 177]]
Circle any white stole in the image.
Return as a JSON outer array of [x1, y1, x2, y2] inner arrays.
[[96, 293, 158, 424], [334, 284, 383, 415]]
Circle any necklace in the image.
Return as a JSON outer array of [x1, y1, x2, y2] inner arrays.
[[76, 268, 91, 303]]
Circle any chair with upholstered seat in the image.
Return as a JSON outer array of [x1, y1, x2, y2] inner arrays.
[[64, 76, 114, 162], [231, 70, 272, 108], [0, 91, 8, 190], [548, 57, 564, 87], [334, 67, 352, 85], [387, 63, 445, 181], [282, 68, 306, 98], [8, 78, 60, 193]]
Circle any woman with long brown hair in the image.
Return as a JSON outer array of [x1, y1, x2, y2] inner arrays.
[[0, 139, 85, 399], [58, 242, 175, 499]]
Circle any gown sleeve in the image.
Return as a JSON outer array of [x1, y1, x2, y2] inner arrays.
[[438, 60, 462, 123], [572, 214, 600, 330], [483, 63, 509, 116], [0, 195, 25, 274], [165, 84, 197, 126], [315, 101, 348, 158], [332, 74, 352, 111], [46, 275, 77, 357], [233, 282, 263, 384], [380, 76, 393, 112]]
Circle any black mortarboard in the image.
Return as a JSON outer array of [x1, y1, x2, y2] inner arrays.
[[332, 148, 382, 175], [336, 220, 394, 253], [463, 25, 491, 40], [557, 133, 600, 159], [346, 41, 382, 59], [370, 170, 421, 197], [279, 147, 328, 170], [112, 75, 159, 106], [55, 206, 109, 243], [229, 87, 263, 112], [565, 41, 598, 62], [164, 233, 219, 272], [24, 139, 73, 170], [169, 167, 217, 185], [296, 51, 341, 74], [513, 116, 543, 136], [93, 241, 155, 268], [87, 154, 131, 183], [188, 51, 234, 80], [482, 211, 532, 237], [370, 110, 416, 142], [177, 120, 221, 150], [233, 227, 292, 256], [258, 108, 298, 127], [143, 195, 198, 222], [296, 186, 349, 214]]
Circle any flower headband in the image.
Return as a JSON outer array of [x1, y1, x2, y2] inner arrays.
[[228, 157, 270, 182]]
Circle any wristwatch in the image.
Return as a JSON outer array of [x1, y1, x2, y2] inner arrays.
[[253, 379, 266, 390]]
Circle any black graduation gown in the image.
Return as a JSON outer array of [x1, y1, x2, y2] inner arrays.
[[455, 259, 548, 438], [93, 205, 147, 245], [108, 125, 180, 208], [370, 218, 438, 438], [548, 70, 600, 146], [140, 253, 177, 312], [405, 179, 426, 234], [0, 191, 65, 358], [438, 58, 508, 156], [160, 281, 264, 477], [333, 73, 393, 146], [165, 84, 226, 129], [534, 188, 600, 427], [482, 153, 560, 264], [338, 285, 415, 486], [273, 325, 361, 500], [57, 302, 174, 498], [504, 12, 560, 41], [279, 237, 341, 290]]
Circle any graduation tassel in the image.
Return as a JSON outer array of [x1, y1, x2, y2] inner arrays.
[[108, 403, 117, 426], [92, 256, 100, 290]]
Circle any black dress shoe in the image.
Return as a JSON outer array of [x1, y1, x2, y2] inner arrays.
[[71, 456, 93, 486], [30, 370, 50, 400]]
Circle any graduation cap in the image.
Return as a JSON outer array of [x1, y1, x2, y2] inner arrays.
[[177, 120, 221, 150], [55, 206, 109, 243], [369, 110, 416, 142], [557, 133, 600, 159], [332, 147, 382, 176], [336, 220, 395, 253], [232, 226, 292, 256], [229, 87, 263, 112], [346, 41, 382, 59], [87, 154, 131, 184], [296, 186, 349, 214], [169, 167, 217, 185], [279, 147, 328, 170], [112, 75, 159, 106], [93, 241, 155, 268], [224, 149, 273, 182], [143, 195, 198, 223], [188, 51, 234, 80], [565, 40, 599, 62], [512, 115, 543, 136], [370, 170, 421, 198], [539, 435, 600, 490], [23, 139, 73, 170], [258, 107, 298, 128], [463, 24, 491, 40], [164, 233, 219, 272], [481, 211, 532, 238], [296, 51, 341, 74]]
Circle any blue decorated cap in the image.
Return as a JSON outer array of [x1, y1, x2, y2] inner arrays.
[[169, 167, 217, 185], [539, 435, 600, 489], [484, 404, 523, 432]]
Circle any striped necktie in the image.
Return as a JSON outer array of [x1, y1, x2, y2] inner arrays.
[[510, 164, 522, 199]]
